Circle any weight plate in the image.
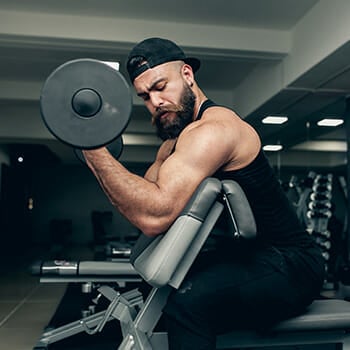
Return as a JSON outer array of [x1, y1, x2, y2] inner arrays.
[[40, 59, 132, 149]]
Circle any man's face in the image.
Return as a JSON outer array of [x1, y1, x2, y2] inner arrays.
[[134, 61, 196, 140], [152, 82, 195, 140]]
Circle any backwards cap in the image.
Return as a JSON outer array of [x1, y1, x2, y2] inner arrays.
[[126, 37, 200, 82]]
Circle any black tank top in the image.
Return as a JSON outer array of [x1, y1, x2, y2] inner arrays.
[[195, 100, 324, 286], [197, 100, 315, 249], [196, 99, 218, 120]]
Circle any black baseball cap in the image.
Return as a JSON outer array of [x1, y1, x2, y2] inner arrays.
[[126, 37, 200, 82]]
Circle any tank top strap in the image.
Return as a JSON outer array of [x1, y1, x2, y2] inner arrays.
[[196, 99, 218, 120]]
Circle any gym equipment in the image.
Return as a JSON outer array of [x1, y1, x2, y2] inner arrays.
[[33, 178, 255, 348], [74, 136, 124, 165], [33, 178, 350, 349], [31, 259, 141, 284], [284, 171, 317, 229], [306, 175, 333, 268], [40, 59, 132, 149]]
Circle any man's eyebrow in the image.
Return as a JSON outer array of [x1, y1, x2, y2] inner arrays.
[[137, 78, 165, 97]]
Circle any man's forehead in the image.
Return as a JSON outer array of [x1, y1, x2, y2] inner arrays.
[[134, 62, 175, 88]]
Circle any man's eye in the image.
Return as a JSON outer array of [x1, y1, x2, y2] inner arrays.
[[156, 84, 165, 91]]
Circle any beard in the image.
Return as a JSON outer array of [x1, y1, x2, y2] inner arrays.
[[152, 83, 196, 141]]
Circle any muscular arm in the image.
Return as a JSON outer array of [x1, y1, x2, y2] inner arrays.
[[143, 139, 177, 182], [83, 108, 256, 236]]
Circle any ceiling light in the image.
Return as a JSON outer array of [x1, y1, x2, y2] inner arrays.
[[292, 140, 346, 152], [263, 144, 283, 151], [123, 134, 162, 146], [317, 118, 343, 127], [262, 116, 288, 124]]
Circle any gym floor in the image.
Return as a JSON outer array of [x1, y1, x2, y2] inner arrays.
[[0, 243, 92, 350], [0, 261, 66, 349]]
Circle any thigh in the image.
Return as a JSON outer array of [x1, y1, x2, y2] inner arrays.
[[163, 245, 308, 334]]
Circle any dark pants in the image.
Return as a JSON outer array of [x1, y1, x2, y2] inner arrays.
[[162, 242, 325, 350]]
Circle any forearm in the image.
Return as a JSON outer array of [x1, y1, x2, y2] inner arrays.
[[83, 148, 174, 235]]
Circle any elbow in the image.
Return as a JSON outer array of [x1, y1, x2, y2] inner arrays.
[[142, 229, 161, 237], [133, 200, 184, 237], [138, 215, 175, 237]]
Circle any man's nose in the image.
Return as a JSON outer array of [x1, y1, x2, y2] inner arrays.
[[150, 92, 163, 108]]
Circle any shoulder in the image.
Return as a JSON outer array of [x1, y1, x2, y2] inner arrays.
[[173, 106, 239, 163], [182, 105, 246, 142], [176, 105, 261, 169], [202, 105, 243, 122]]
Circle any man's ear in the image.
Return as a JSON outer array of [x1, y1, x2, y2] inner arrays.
[[182, 64, 194, 86]]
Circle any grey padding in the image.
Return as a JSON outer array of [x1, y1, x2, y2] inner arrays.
[[271, 299, 350, 332], [216, 299, 350, 348], [179, 178, 221, 219], [169, 201, 224, 289], [222, 179, 257, 240], [78, 261, 137, 276], [132, 177, 222, 287], [37, 260, 137, 276], [130, 234, 158, 265]]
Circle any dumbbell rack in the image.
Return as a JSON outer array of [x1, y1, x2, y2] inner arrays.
[[306, 174, 334, 287]]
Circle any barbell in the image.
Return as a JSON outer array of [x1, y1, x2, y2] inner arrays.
[[40, 58, 132, 161]]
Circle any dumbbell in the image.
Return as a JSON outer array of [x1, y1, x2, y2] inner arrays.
[[40, 59, 132, 162], [308, 201, 331, 210], [310, 192, 331, 201], [73, 136, 124, 165]]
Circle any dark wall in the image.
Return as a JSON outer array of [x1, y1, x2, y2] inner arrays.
[[0, 163, 31, 255], [29, 163, 142, 245]]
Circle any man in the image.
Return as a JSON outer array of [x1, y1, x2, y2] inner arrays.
[[83, 38, 325, 350]]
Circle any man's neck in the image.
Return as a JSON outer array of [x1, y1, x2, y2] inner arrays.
[[193, 90, 208, 120]]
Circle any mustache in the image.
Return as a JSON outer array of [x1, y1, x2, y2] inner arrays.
[[151, 105, 184, 125]]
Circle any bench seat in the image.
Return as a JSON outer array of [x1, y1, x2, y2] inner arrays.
[[216, 299, 350, 349]]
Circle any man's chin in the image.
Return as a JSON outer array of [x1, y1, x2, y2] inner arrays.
[[156, 125, 180, 140]]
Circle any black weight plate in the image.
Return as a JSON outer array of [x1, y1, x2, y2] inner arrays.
[[40, 59, 132, 149], [74, 136, 124, 165]]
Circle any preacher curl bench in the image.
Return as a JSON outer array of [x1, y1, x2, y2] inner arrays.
[[33, 178, 350, 349]]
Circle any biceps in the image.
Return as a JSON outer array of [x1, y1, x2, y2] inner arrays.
[[156, 151, 209, 201], [144, 160, 162, 182]]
